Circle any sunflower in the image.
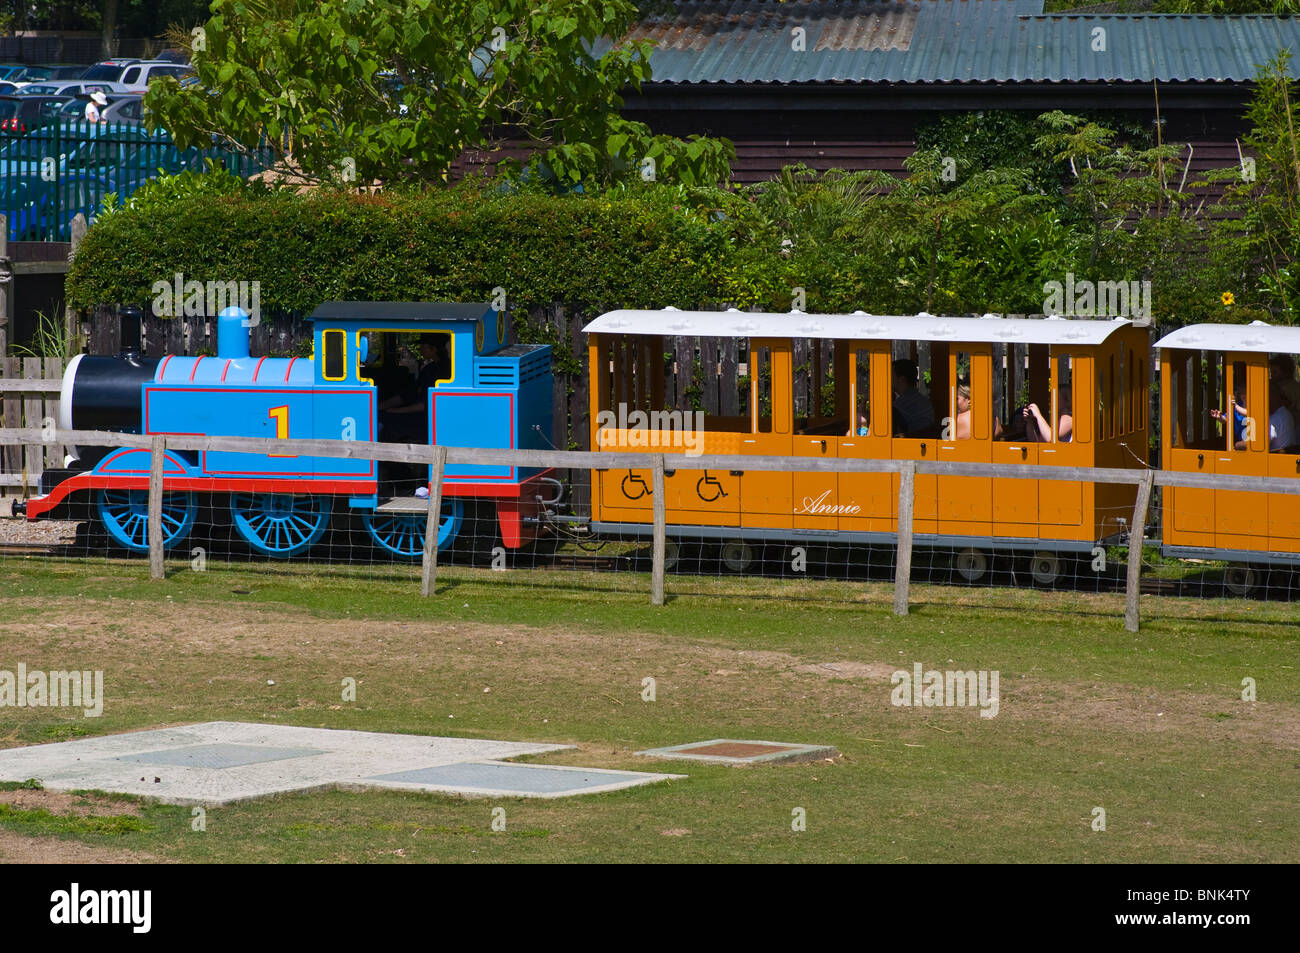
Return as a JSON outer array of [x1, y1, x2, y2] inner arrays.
[[1221, 292, 1235, 306]]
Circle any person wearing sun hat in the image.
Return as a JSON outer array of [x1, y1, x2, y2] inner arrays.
[[85, 90, 108, 123]]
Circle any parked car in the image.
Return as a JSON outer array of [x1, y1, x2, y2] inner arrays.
[[117, 61, 193, 93], [0, 95, 72, 134], [79, 59, 189, 91], [15, 80, 129, 98], [0, 169, 119, 241], [0, 81, 17, 95], [79, 59, 143, 82], [8, 66, 53, 83], [38, 65, 93, 80], [0, 121, 167, 176], [56, 93, 145, 125]]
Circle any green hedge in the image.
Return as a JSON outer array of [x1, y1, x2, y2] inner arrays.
[[66, 182, 785, 317]]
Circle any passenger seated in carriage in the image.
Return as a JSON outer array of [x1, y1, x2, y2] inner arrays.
[[891, 359, 936, 437], [1023, 386, 1072, 443], [954, 382, 1002, 440]]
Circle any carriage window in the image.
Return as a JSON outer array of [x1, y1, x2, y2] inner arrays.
[[891, 340, 939, 438], [1055, 354, 1074, 443], [1214, 361, 1257, 451], [1270, 352, 1300, 451], [952, 350, 973, 439], [752, 345, 772, 434], [1136, 354, 1146, 429], [1117, 347, 1128, 436], [1097, 364, 1106, 444], [323, 329, 346, 380], [853, 346, 871, 436]]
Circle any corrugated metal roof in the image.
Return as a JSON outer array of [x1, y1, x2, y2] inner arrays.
[[613, 0, 1300, 85]]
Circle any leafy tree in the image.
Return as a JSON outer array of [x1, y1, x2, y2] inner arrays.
[[143, 0, 733, 188], [1034, 110, 1191, 271], [1204, 51, 1300, 323]]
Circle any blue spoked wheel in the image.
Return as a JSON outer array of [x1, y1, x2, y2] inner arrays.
[[230, 493, 332, 558], [95, 488, 197, 553], [363, 498, 463, 559]]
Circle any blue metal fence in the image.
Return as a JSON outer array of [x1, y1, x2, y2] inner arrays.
[[0, 120, 274, 242]]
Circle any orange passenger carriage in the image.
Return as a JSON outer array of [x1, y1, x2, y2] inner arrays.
[[1156, 322, 1300, 593], [583, 309, 1151, 581]]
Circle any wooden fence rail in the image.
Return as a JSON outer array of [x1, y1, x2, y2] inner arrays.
[[5, 425, 1300, 632]]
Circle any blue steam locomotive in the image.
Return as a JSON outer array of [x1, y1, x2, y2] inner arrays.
[[20, 301, 556, 557]]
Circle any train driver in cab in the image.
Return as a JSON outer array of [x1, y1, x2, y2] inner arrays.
[[379, 335, 450, 441]]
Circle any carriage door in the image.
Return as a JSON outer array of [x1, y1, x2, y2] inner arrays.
[[1215, 357, 1270, 552], [992, 341, 1039, 536], [739, 338, 794, 529], [936, 346, 993, 537], [1038, 351, 1087, 539], [889, 340, 942, 535], [838, 343, 895, 532]]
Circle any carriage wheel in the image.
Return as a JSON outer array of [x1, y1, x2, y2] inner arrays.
[[363, 499, 463, 559], [1223, 565, 1258, 597], [1029, 551, 1062, 586], [230, 493, 331, 558], [720, 539, 754, 573], [663, 539, 680, 572], [954, 547, 988, 583], [95, 488, 196, 554]]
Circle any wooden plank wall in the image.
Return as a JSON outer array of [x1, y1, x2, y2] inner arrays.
[[0, 356, 64, 491]]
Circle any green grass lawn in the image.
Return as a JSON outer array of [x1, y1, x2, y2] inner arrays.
[[0, 555, 1296, 863]]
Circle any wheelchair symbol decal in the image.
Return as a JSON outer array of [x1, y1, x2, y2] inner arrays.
[[696, 472, 727, 503], [621, 472, 651, 500]]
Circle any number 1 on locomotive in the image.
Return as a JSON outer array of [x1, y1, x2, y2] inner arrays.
[[268, 404, 295, 457]]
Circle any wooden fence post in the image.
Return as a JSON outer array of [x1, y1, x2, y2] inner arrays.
[[1125, 470, 1155, 633], [651, 454, 666, 606], [421, 444, 448, 597], [0, 214, 8, 356], [894, 461, 915, 616], [148, 435, 165, 580]]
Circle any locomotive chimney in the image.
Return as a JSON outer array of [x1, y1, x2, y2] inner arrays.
[[118, 305, 142, 359], [217, 306, 251, 359]]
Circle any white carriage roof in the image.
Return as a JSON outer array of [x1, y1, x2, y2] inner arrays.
[[583, 310, 1136, 345], [1154, 322, 1300, 354]]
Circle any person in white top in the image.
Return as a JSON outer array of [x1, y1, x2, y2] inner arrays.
[[1269, 381, 1296, 451], [84, 90, 108, 123]]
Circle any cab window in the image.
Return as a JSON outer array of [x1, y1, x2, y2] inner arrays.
[[323, 329, 346, 380]]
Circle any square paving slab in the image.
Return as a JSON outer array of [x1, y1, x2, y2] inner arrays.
[[360, 761, 686, 799], [0, 722, 683, 806], [635, 739, 839, 765]]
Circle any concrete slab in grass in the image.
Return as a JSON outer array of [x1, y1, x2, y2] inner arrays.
[[359, 761, 686, 799], [635, 739, 839, 765], [0, 721, 574, 807]]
